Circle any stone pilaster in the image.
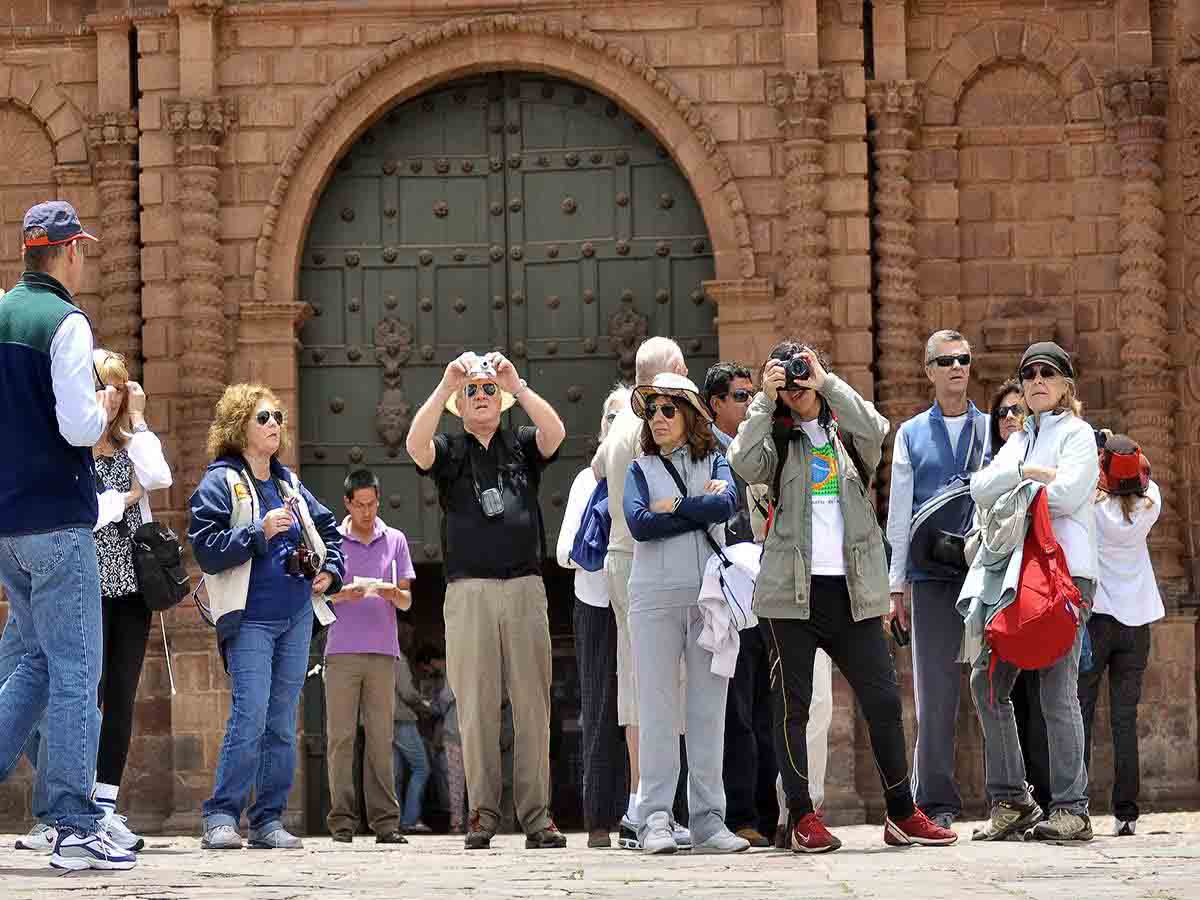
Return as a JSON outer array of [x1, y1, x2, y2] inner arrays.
[[867, 80, 922, 511], [768, 71, 842, 346], [1104, 68, 1183, 580], [166, 97, 236, 497], [87, 112, 142, 377]]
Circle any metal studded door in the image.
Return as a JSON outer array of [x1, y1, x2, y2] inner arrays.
[[298, 73, 717, 561]]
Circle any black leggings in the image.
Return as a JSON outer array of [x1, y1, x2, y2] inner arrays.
[[97, 593, 152, 787], [761, 576, 914, 821]]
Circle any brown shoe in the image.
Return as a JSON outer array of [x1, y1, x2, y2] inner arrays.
[[525, 822, 568, 849], [587, 829, 611, 849], [735, 827, 771, 848]]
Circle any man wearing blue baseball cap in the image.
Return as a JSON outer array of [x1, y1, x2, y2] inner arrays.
[[0, 201, 135, 870]]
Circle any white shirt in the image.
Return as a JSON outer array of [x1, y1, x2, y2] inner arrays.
[[1093, 481, 1164, 626], [800, 419, 845, 576], [556, 467, 610, 608], [885, 412, 969, 592], [593, 406, 643, 556], [49, 313, 107, 447], [94, 430, 175, 531]]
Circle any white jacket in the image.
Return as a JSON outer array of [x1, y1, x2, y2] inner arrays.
[[1094, 481, 1163, 626], [970, 410, 1099, 582], [94, 430, 173, 530], [697, 542, 761, 677]]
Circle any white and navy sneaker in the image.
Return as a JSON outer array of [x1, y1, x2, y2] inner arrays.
[[100, 808, 145, 851], [50, 828, 137, 871], [15, 823, 56, 853]]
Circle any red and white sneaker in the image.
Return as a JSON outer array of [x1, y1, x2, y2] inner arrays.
[[790, 813, 842, 853], [884, 809, 959, 847]]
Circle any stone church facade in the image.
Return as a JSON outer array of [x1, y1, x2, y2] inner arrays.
[[1, 0, 1199, 832]]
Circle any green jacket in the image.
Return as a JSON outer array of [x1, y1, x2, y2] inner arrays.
[[727, 374, 891, 622]]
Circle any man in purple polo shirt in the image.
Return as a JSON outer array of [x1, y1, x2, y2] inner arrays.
[[324, 468, 416, 844]]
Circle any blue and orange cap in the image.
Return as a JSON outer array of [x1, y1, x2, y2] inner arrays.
[[21, 201, 99, 249]]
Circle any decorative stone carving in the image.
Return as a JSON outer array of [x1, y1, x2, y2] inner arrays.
[[867, 80, 923, 513], [374, 317, 413, 452], [1182, 67, 1200, 245], [957, 65, 1066, 127], [768, 70, 842, 346], [87, 112, 141, 376], [608, 305, 648, 384], [1104, 68, 1182, 579]]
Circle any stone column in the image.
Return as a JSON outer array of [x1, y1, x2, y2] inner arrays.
[[166, 98, 236, 496], [1104, 68, 1183, 580], [768, 71, 842, 345], [86, 112, 142, 376], [866, 80, 922, 509]]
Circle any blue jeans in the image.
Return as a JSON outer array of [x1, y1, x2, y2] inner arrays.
[[0, 613, 48, 818], [0, 529, 104, 833], [202, 606, 312, 836], [393, 721, 429, 828]]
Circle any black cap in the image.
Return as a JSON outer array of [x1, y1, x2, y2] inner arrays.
[[1019, 341, 1074, 380]]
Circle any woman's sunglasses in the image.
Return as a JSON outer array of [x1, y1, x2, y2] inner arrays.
[[931, 353, 972, 368], [255, 409, 285, 426], [717, 389, 753, 403], [465, 382, 499, 398], [1020, 364, 1061, 382], [997, 404, 1024, 419], [645, 402, 677, 420]]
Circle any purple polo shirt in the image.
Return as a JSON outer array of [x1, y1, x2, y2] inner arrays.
[[325, 518, 416, 657]]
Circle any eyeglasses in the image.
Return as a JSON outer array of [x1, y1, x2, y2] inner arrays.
[[465, 382, 499, 398], [930, 353, 972, 368], [997, 404, 1024, 419], [716, 389, 753, 403], [255, 409, 285, 426], [644, 402, 677, 420], [1020, 364, 1061, 382]]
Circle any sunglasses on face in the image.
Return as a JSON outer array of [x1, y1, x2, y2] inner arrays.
[[717, 389, 753, 403], [1020, 364, 1061, 382], [645, 402, 677, 420], [465, 382, 499, 399], [931, 353, 972, 368], [997, 404, 1024, 419], [255, 409, 285, 426]]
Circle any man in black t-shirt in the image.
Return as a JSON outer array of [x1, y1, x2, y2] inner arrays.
[[406, 351, 566, 851]]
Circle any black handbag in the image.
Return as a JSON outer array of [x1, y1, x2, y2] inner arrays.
[[125, 520, 191, 612], [906, 417, 987, 578]]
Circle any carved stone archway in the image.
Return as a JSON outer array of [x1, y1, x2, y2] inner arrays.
[[0, 64, 91, 166], [253, 15, 756, 308]]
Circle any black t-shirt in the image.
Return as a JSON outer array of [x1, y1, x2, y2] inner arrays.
[[418, 426, 556, 581]]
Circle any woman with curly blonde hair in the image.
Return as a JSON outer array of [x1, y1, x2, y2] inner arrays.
[[188, 383, 344, 851]]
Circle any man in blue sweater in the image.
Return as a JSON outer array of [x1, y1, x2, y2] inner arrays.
[[0, 202, 132, 871]]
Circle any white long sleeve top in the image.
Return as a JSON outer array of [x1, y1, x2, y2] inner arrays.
[[1093, 481, 1164, 626], [94, 430, 174, 531], [49, 313, 107, 447], [555, 466, 610, 608]]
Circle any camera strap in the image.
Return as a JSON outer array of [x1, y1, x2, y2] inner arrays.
[[465, 441, 504, 505], [240, 459, 310, 551]]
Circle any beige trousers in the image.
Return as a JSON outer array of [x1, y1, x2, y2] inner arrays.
[[444, 575, 553, 835], [324, 652, 401, 836]]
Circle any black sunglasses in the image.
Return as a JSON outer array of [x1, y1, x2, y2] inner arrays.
[[1020, 364, 1061, 382], [716, 389, 753, 403], [931, 353, 972, 368], [997, 404, 1024, 419], [255, 409, 285, 426], [644, 402, 677, 420], [465, 382, 499, 398]]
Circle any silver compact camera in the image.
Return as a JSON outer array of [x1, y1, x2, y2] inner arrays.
[[479, 486, 504, 518], [474, 358, 497, 379]]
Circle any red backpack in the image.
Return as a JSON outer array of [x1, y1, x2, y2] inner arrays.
[[984, 488, 1083, 692]]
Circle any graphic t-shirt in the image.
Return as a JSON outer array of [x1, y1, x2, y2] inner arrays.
[[800, 419, 846, 576]]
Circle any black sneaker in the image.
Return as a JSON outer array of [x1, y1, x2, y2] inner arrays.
[[465, 813, 494, 850], [618, 816, 641, 850], [971, 794, 1043, 842], [525, 822, 567, 849], [376, 831, 408, 844]]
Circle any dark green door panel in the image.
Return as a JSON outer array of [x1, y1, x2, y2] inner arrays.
[[299, 73, 717, 562]]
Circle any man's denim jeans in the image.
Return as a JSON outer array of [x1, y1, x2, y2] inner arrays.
[[0, 529, 105, 833], [202, 606, 312, 836], [393, 721, 430, 828], [970, 578, 1095, 816], [0, 614, 49, 818]]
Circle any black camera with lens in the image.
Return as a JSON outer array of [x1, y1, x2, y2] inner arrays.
[[783, 354, 812, 390], [287, 545, 321, 580]]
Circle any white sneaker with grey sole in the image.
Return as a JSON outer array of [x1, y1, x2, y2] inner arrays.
[[641, 813, 678, 854], [248, 828, 303, 849], [50, 828, 137, 871], [691, 828, 752, 854], [15, 823, 56, 853], [100, 808, 145, 851], [672, 822, 692, 849], [201, 824, 244, 850]]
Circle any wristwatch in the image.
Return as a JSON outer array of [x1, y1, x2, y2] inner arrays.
[[131, 421, 149, 434], [513, 378, 529, 399]]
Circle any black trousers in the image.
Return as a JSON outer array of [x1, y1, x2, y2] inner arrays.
[[97, 593, 152, 787], [1011, 670, 1052, 810], [1079, 613, 1151, 821], [761, 576, 914, 821], [723, 626, 778, 834], [572, 599, 625, 831]]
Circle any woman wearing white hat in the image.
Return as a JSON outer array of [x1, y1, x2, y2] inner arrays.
[[622, 372, 747, 855]]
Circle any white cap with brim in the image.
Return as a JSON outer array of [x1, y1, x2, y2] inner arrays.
[[445, 363, 516, 417], [631, 372, 712, 422]]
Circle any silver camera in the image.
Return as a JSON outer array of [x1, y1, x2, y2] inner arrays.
[[479, 486, 504, 518]]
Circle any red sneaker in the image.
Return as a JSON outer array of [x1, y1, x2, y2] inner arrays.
[[790, 812, 842, 853], [884, 809, 959, 846]]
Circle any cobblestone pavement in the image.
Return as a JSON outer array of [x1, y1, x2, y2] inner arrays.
[[3, 814, 1200, 899]]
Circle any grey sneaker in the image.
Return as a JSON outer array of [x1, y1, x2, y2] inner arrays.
[[691, 828, 751, 854], [201, 824, 243, 850], [672, 821, 692, 850], [248, 827, 303, 849], [1115, 819, 1136, 837], [1030, 810, 1093, 843], [641, 813, 677, 855], [971, 796, 1043, 842]]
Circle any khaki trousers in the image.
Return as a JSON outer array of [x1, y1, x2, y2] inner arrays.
[[324, 652, 400, 836], [444, 575, 552, 835]]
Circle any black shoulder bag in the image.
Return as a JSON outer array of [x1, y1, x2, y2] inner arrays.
[[115, 513, 190, 612], [658, 456, 731, 570]]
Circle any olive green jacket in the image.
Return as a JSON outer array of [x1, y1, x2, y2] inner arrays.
[[727, 374, 891, 622]]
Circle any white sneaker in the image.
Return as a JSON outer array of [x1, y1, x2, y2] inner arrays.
[[100, 808, 146, 851], [50, 828, 137, 871], [691, 828, 751, 854], [618, 816, 641, 850], [641, 813, 677, 854], [15, 823, 56, 853], [672, 822, 692, 849], [1115, 819, 1136, 837]]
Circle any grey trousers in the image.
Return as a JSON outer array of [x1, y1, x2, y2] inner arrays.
[[630, 602, 729, 844], [909, 578, 966, 818], [970, 578, 1095, 815]]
